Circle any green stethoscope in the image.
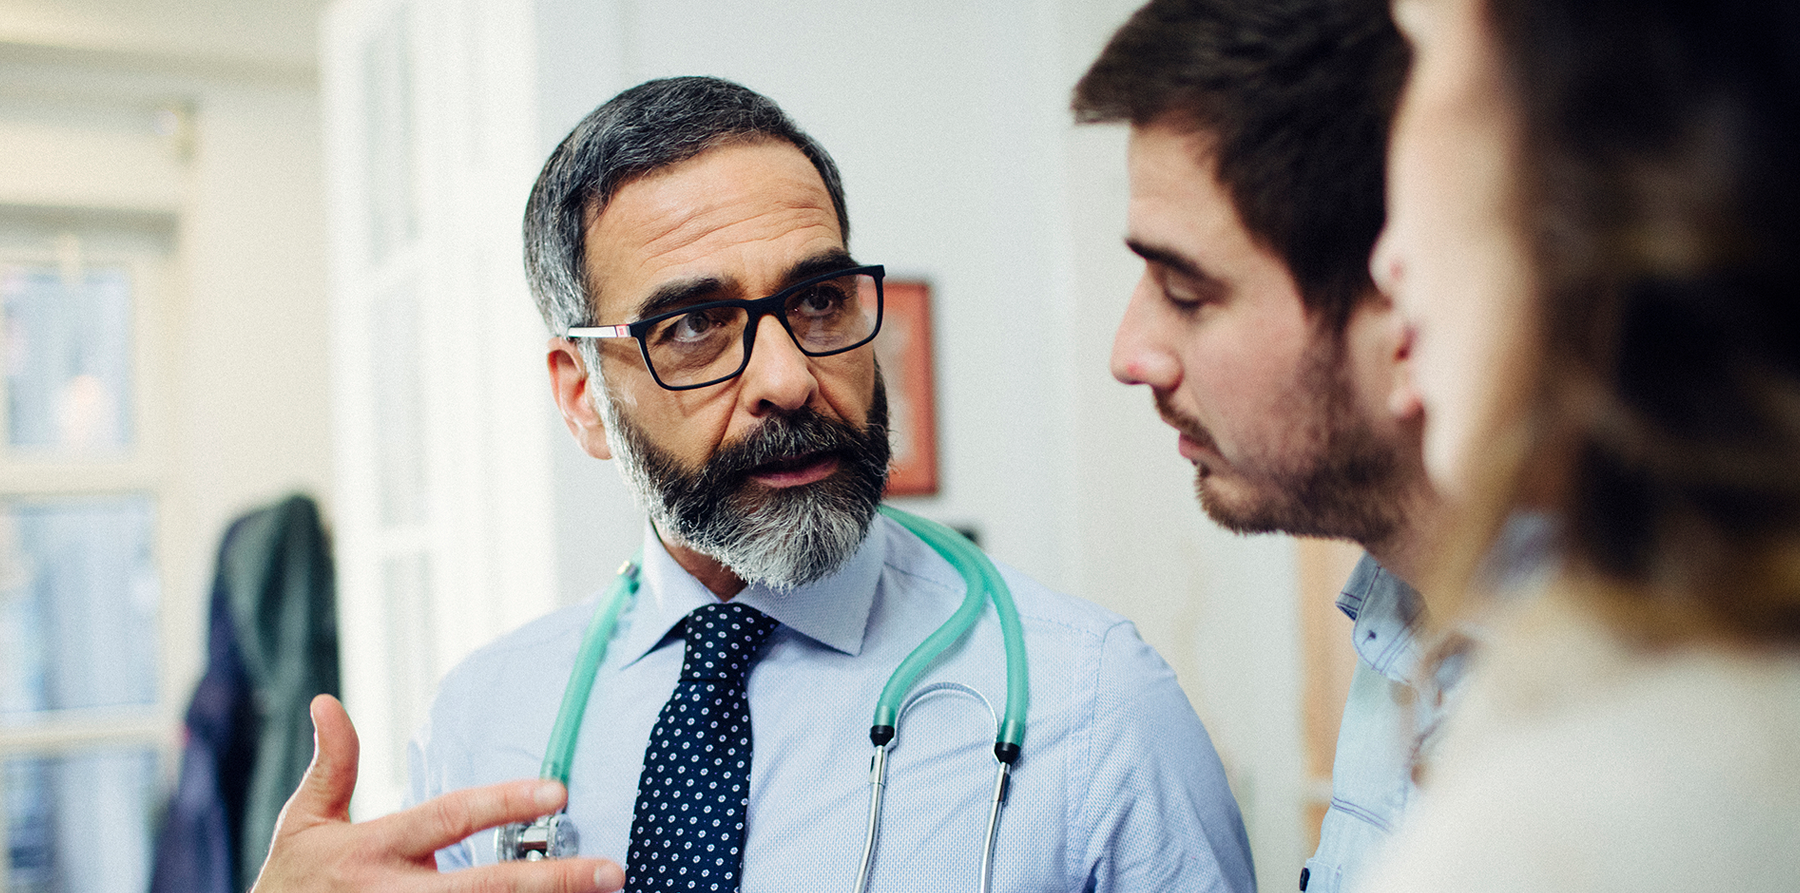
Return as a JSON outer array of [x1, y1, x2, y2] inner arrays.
[[497, 505, 1030, 893]]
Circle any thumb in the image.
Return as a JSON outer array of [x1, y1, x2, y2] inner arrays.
[[285, 693, 361, 827]]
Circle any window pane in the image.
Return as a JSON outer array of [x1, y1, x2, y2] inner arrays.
[[0, 496, 158, 719], [1, 264, 133, 452], [4, 747, 157, 893]]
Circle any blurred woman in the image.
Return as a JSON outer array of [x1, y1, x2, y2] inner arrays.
[[1366, 0, 1800, 889]]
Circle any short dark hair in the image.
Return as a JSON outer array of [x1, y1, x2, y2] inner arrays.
[[1486, 0, 1800, 642], [523, 76, 849, 333], [1071, 0, 1406, 330]]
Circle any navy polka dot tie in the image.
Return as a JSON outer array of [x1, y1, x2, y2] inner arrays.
[[626, 602, 778, 893]]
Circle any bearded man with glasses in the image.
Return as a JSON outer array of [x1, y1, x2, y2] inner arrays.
[[247, 76, 1254, 893], [561, 262, 891, 590]]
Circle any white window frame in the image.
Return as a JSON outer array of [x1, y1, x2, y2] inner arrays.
[[0, 218, 183, 891], [323, 0, 558, 818]]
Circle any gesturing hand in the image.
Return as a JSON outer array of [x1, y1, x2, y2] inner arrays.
[[250, 694, 624, 893]]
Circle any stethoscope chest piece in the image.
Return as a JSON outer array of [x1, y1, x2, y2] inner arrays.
[[497, 812, 579, 861]]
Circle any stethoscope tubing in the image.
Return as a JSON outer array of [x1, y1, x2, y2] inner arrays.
[[857, 510, 1028, 892], [873, 506, 1030, 759], [539, 554, 643, 786]]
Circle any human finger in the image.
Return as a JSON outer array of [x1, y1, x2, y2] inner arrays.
[[437, 857, 625, 893], [373, 778, 572, 859], [277, 693, 361, 831]]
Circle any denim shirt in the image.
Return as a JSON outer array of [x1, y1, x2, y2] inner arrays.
[[1300, 555, 1444, 893], [1300, 516, 1555, 893]]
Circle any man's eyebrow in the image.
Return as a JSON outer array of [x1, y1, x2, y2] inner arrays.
[[1125, 238, 1212, 284], [635, 276, 732, 320], [782, 250, 860, 285], [628, 249, 859, 321]]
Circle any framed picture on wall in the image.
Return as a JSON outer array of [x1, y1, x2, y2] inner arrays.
[[875, 278, 939, 496]]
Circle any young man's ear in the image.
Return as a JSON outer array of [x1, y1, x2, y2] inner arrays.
[[547, 337, 613, 460]]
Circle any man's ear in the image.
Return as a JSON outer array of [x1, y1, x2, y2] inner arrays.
[[547, 337, 613, 460], [1343, 288, 1424, 424]]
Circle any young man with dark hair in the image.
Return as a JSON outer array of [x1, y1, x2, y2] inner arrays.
[[1075, 2, 1447, 891]]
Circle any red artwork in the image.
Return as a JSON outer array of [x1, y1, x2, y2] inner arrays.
[[874, 279, 939, 496]]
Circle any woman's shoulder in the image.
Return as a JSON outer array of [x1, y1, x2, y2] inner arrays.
[[1366, 587, 1800, 893]]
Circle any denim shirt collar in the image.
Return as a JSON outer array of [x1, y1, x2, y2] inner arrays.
[[1336, 553, 1427, 685]]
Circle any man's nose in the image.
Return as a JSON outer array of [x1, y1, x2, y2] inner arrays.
[[1110, 274, 1180, 390], [737, 316, 820, 415]]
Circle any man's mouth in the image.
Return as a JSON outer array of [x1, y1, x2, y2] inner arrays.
[[746, 451, 841, 488], [1177, 432, 1216, 464], [1157, 402, 1220, 466]]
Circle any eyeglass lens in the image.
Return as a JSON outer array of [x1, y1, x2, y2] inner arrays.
[[643, 271, 880, 387]]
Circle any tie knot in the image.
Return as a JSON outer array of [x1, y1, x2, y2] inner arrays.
[[680, 602, 778, 682]]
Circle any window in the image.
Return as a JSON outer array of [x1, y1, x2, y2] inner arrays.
[[323, 0, 560, 816], [0, 220, 173, 893]]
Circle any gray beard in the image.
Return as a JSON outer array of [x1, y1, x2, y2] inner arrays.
[[594, 362, 892, 590]]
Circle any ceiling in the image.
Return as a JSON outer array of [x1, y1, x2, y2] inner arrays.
[[0, 0, 333, 78]]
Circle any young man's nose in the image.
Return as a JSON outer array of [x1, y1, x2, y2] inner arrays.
[[1110, 274, 1181, 390]]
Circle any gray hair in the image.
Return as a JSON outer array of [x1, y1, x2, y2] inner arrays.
[[523, 76, 851, 335]]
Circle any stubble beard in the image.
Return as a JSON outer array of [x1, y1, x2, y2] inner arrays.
[[1161, 334, 1412, 548], [593, 357, 892, 590]]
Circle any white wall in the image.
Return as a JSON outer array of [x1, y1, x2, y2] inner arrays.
[[176, 78, 334, 576], [523, 2, 1306, 887]]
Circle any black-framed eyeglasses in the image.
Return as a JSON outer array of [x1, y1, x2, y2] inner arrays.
[[566, 264, 885, 391]]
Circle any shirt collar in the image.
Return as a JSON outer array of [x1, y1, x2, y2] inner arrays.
[[1335, 552, 1426, 684], [613, 519, 886, 666]]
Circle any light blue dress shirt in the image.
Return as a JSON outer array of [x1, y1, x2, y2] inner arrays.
[[410, 514, 1254, 892]]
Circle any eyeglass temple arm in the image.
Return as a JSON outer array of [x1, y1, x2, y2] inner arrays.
[[564, 324, 633, 339]]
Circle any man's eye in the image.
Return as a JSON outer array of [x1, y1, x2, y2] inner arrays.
[[1166, 287, 1206, 309], [790, 284, 847, 318], [661, 308, 732, 344], [1155, 270, 1217, 311], [1159, 279, 1201, 308]]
